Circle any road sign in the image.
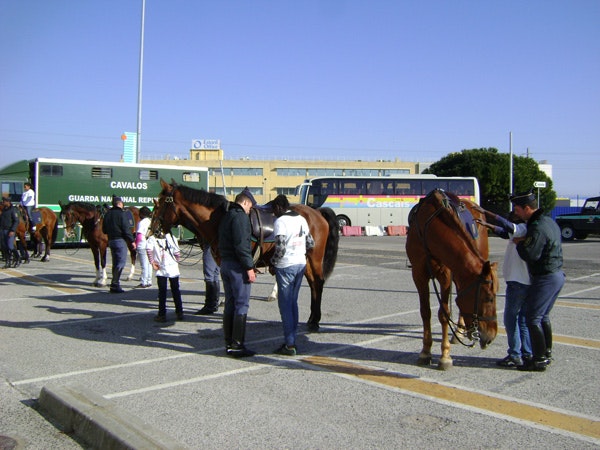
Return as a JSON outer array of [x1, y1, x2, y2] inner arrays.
[[533, 181, 547, 188]]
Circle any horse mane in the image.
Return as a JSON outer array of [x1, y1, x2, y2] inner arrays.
[[174, 184, 228, 210], [67, 201, 97, 212]]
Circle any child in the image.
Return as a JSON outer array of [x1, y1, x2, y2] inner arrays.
[[146, 230, 183, 322], [135, 206, 153, 288]]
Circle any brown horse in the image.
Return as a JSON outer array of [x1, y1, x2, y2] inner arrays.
[[28, 207, 59, 262], [406, 189, 498, 370], [59, 201, 139, 287], [151, 179, 339, 331]]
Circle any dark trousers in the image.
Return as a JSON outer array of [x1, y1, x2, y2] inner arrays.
[[221, 259, 251, 316], [108, 238, 128, 289], [157, 276, 183, 316]]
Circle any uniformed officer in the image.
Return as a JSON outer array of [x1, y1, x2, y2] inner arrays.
[[102, 196, 136, 293]]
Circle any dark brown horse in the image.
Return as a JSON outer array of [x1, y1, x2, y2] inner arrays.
[[151, 179, 339, 331], [59, 201, 139, 287], [406, 189, 498, 370]]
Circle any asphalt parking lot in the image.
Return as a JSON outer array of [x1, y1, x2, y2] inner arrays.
[[1, 236, 599, 449]]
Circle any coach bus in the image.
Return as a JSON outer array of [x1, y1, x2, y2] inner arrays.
[[297, 175, 480, 229], [0, 158, 209, 241]]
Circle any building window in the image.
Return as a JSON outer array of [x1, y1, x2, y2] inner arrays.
[[276, 168, 306, 176], [382, 169, 411, 176], [182, 172, 201, 183], [276, 187, 297, 196], [307, 168, 343, 177], [232, 168, 263, 176], [344, 169, 380, 176]]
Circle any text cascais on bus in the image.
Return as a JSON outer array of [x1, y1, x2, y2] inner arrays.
[[366, 198, 413, 208]]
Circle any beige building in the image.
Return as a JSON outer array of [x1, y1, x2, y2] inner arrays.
[[144, 148, 418, 204]]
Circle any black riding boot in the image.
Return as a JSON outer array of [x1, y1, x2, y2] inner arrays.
[[2, 252, 11, 269], [542, 321, 553, 361], [518, 324, 549, 371], [228, 314, 256, 358], [11, 250, 21, 268], [195, 281, 220, 315], [223, 312, 234, 352]]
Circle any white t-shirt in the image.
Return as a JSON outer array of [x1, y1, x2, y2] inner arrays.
[[136, 217, 151, 250], [21, 189, 35, 207], [503, 223, 530, 285], [273, 213, 311, 268], [146, 233, 180, 278]]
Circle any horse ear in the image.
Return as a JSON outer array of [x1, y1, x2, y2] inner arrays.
[[171, 178, 178, 187], [153, 198, 159, 207], [160, 178, 170, 190], [58, 200, 63, 207]]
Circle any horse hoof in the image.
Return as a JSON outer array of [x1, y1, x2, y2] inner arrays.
[[417, 356, 432, 366], [307, 322, 320, 332], [437, 359, 453, 371]]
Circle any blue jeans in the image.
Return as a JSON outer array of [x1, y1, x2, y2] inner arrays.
[[108, 238, 128, 289], [137, 246, 152, 286], [504, 282, 532, 359], [221, 259, 251, 316], [275, 264, 305, 347]]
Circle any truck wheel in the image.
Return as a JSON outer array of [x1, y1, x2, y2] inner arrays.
[[560, 225, 575, 241], [574, 231, 588, 240]]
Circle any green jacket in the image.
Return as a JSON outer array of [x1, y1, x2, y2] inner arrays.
[[516, 209, 563, 276]]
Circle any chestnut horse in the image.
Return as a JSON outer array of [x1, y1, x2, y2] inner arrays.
[[406, 189, 498, 370], [59, 201, 139, 287], [28, 207, 59, 262], [151, 179, 339, 331]]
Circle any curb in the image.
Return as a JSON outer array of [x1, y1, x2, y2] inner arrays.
[[38, 384, 189, 450]]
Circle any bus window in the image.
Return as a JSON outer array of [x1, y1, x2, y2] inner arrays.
[[40, 164, 63, 177], [341, 180, 364, 195], [366, 181, 384, 195], [423, 180, 448, 195], [448, 180, 473, 196], [395, 180, 421, 195]]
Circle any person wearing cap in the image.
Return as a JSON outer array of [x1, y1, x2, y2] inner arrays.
[[510, 190, 565, 372], [218, 190, 256, 357], [1, 196, 22, 268], [102, 196, 136, 293], [135, 206, 153, 288]]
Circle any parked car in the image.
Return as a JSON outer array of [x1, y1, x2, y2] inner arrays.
[[555, 196, 600, 241]]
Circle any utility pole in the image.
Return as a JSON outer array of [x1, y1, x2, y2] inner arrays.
[[136, 0, 146, 163], [509, 131, 513, 195]]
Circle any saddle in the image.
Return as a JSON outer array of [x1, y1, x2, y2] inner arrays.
[[412, 189, 479, 240], [249, 205, 276, 244]]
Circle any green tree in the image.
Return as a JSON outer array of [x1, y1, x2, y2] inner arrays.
[[423, 148, 556, 214]]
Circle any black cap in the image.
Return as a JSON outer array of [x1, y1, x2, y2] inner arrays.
[[112, 196, 123, 206], [510, 190, 535, 207]]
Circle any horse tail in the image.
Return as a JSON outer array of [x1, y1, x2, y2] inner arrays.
[[318, 207, 339, 279]]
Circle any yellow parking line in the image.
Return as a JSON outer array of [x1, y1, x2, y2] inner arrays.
[[2, 269, 86, 295], [556, 301, 600, 310], [303, 355, 600, 440], [498, 327, 600, 349]]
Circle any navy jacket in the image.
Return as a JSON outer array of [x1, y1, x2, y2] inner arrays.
[[516, 209, 563, 276], [218, 202, 254, 270], [102, 207, 134, 243], [0, 205, 19, 233]]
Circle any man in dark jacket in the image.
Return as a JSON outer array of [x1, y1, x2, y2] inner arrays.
[[511, 190, 565, 372], [102, 196, 135, 293], [1, 197, 21, 268], [219, 191, 256, 357]]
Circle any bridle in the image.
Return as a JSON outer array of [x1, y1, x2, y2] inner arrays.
[[413, 193, 496, 347]]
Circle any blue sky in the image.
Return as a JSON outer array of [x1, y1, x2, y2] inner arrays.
[[1, 0, 598, 198]]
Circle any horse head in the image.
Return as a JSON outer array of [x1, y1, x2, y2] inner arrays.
[[151, 179, 180, 236], [455, 260, 499, 349], [59, 201, 98, 238]]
